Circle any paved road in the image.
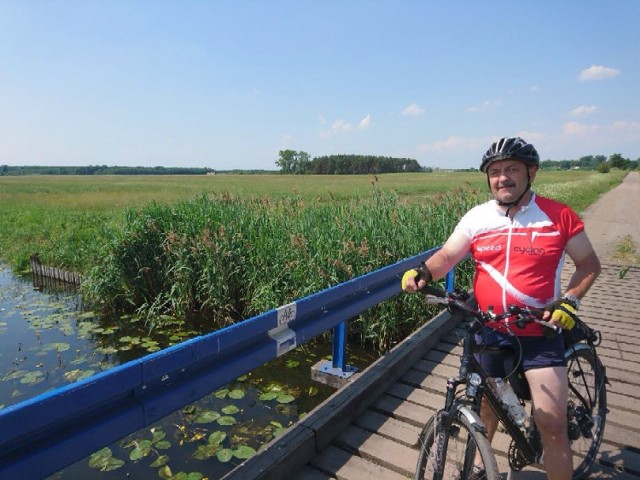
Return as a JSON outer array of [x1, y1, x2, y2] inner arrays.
[[581, 171, 640, 264]]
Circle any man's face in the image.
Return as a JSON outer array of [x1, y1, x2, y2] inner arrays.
[[487, 159, 537, 204]]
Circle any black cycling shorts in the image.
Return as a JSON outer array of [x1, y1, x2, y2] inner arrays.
[[474, 327, 566, 378]]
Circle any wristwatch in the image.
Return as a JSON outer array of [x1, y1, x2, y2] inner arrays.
[[563, 293, 581, 309]]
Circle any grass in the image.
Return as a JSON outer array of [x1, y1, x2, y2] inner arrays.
[[0, 169, 629, 350], [0, 170, 627, 274], [612, 235, 640, 266]]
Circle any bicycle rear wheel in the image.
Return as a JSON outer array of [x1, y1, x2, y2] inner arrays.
[[415, 408, 499, 480], [565, 345, 607, 479]]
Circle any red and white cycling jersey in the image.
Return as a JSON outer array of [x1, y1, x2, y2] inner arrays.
[[455, 193, 584, 336]]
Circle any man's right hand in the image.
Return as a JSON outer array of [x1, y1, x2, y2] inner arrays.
[[401, 265, 432, 292]]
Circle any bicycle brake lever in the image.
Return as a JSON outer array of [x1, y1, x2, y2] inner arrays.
[[424, 295, 448, 305]]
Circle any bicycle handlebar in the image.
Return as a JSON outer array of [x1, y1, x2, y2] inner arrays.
[[421, 286, 561, 336]]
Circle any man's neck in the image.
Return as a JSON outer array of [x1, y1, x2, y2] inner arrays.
[[497, 190, 534, 217]]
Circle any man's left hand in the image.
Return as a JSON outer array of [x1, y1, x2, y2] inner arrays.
[[544, 299, 578, 330]]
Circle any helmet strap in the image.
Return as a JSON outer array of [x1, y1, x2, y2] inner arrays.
[[490, 169, 532, 217]]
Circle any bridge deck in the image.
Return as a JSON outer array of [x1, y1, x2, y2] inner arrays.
[[225, 263, 640, 479]]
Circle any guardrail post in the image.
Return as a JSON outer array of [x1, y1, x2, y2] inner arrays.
[[310, 321, 357, 387], [332, 321, 348, 371], [445, 268, 455, 292]]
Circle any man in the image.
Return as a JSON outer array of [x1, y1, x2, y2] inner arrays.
[[402, 137, 601, 480]]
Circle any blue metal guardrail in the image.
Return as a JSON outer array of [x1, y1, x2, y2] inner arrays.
[[0, 247, 452, 478]]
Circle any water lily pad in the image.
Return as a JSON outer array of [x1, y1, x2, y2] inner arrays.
[[193, 444, 217, 460], [3, 370, 28, 381], [150, 455, 169, 467], [96, 346, 119, 355], [208, 431, 226, 445], [194, 410, 220, 424], [129, 439, 152, 460], [216, 415, 236, 426], [43, 342, 71, 352], [221, 405, 239, 415], [233, 445, 256, 459], [276, 393, 295, 404], [228, 389, 244, 399], [64, 369, 96, 382], [258, 392, 278, 401], [216, 448, 234, 462], [20, 371, 45, 385], [88, 447, 125, 472], [214, 388, 229, 399]]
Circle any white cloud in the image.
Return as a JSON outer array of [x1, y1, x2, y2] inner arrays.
[[465, 99, 501, 113], [579, 65, 620, 81], [402, 103, 425, 116], [358, 114, 371, 129], [562, 122, 600, 136], [319, 115, 371, 138], [417, 136, 487, 154], [319, 119, 353, 139], [570, 105, 597, 117]]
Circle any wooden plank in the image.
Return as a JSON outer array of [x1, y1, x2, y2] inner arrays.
[[371, 393, 435, 427], [353, 409, 421, 447], [333, 425, 418, 477], [308, 444, 408, 480]]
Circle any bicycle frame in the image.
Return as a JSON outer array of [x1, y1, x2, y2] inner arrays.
[[457, 328, 542, 466]]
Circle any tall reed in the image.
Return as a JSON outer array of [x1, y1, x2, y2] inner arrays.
[[83, 188, 486, 350]]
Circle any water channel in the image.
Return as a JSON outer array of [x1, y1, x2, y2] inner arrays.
[[0, 264, 376, 479]]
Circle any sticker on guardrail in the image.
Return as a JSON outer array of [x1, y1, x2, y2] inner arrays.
[[269, 302, 297, 357], [277, 302, 297, 325]]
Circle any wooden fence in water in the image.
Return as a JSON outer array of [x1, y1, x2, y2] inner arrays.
[[29, 254, 81, 286]]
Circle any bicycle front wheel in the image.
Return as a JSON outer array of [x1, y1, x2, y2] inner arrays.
[[566, 345, 607, 479], [415, 408, 499, 480]]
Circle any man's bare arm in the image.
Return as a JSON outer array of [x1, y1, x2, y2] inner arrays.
[[564, 231, 601, 300]]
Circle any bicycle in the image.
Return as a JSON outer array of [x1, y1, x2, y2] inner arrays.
[[413, 286, 608, 480]]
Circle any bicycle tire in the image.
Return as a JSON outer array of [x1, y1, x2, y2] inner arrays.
[[415, 408, 499, 480], [565, 345, 607, 479]]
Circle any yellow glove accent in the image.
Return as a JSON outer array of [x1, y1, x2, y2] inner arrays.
[[401, 269, 419, 292], [552, 302, 577, 330]]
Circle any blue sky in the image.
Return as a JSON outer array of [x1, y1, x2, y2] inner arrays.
[[1, 1, 639, 170]]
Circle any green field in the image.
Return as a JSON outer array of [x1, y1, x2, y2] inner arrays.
[[0, 170, 627, 349], [0, 170, 626, 269]]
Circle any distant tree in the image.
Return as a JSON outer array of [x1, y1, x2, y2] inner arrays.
[[275, 150, 311, 174], [596, 161, 610, 173], [608, 153, 630, 169]]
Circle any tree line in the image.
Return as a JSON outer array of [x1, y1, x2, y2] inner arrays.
[[277, 151, 639, 174], [541, 153, 638, 171], [1, 152, 637, 177], [0, 165, 218, 176], [275, 150, 422, 174]]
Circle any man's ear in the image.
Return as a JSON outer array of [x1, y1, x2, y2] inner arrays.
[[528, 165, 539, 182]]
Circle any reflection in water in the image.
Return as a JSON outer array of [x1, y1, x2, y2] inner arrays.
[[1, 263, 370, 479]]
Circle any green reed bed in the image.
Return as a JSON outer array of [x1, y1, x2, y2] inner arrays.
[[82, 189, 484, 350]]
